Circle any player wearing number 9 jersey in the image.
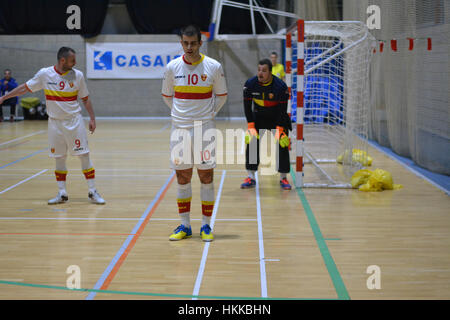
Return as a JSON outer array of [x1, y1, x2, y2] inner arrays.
[[161, 25, 227, 242], [0, 47, 105, 205]]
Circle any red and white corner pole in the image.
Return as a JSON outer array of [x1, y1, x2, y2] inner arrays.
[[285, 32, 292, 117], [295, 19, 304, 188]]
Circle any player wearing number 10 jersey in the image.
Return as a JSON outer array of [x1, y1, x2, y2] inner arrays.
[[162, 25, 227, 242], [0, 47, 105, 205]]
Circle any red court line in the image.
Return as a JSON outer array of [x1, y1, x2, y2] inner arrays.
[[100, 174, 175, 291]]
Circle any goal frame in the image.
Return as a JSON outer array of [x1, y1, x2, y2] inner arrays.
[[286, 19, 375, 188]]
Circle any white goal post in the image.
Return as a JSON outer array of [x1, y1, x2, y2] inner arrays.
[[208, 1, 376, 189], [286, 20, 376, 188]]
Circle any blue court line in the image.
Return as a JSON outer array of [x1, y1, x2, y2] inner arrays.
[[85, 171, 175, 300], [0, 148, 47, 170]]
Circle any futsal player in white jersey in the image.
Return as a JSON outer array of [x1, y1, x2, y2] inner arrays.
[[162, 25, 227, 242], [0, 47, 105, 205]]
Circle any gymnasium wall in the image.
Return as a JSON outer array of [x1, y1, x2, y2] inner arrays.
[[343, 0, 449, 175], [0, 34, 282, 119]]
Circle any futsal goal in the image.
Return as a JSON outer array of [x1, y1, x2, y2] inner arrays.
[[286, 20, 376, 188]]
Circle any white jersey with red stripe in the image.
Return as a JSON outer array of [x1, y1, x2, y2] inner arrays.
[[162, 54, 227, 129], [26, 66, 89, 120]]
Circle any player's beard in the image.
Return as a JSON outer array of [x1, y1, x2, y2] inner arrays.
[[185, 50, 201, 62], [62, 63, 73, 73]]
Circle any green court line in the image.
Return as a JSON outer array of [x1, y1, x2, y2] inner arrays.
[[324, 238, 342, 241], [0, 280, 338, 300], [290, 168, 350, 300]]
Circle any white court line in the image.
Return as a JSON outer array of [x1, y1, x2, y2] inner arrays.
[[0, 173, 172, 178], [0, 217, 257, 221], [0, 169, 48, 195], [255, 171, 268, 298], [0, 130, 46, 147], [0, 168, 173, 172], [192, 170, 227, 300]]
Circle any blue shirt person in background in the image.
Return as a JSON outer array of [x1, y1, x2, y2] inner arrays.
[[0, 69, 18, 122]]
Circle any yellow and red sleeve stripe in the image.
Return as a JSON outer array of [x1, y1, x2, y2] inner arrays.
[[82, 168, 95, 180], [253, 98, 279, 107], [201, 201, 214, 217], [177, 197, 192, 214], [174, 85, 213, 100], [44, 89, 78, 102], [55, 170, 68, 181]]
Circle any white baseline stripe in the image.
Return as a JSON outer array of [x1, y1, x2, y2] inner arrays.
[[0, 169, 48, 195], [255, 172, 268, 298], [0, 217, 257, 222], [0, 130, 46, 147], [192, 170, 227, 300]]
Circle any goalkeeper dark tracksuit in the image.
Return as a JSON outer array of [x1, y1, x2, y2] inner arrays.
[[243, 75, 291, 173]]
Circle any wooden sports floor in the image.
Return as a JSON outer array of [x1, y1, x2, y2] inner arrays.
[[0, 119, 449, 300]]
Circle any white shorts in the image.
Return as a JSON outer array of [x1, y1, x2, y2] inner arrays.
[[170, 120, 216, 170], [48, 113, 89, 158]]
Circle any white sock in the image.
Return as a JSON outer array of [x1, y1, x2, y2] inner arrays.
[[248, 170, 256, 180], [179, 213, 191, 228], [177, 183, 192, 227], [201, 183, 214, 226], [202, 215, 211, 227], [57, 181, 67, 193], [280, 172, 287, 180]]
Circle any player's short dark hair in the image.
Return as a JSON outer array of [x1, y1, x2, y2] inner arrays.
[[271, 51, 278, 56], [4, 69, 11, 73], [180, 25, 202, 42], [259, 58, 272, 71], [57, 47, 76, 61]]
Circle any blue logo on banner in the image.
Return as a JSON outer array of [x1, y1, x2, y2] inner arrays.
[[94, 51, 112, 70]]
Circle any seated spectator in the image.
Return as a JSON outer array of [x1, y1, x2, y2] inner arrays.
[[0, 69, 18, 122]]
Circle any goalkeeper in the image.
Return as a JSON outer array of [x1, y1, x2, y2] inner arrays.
[[240, 59, 292, 190]]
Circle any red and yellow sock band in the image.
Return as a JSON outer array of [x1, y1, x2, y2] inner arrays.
[[83, 168, 95, 180], [201, 201, 214, 217], [55, 170, 68, 181], [177, 197, 192, 214]]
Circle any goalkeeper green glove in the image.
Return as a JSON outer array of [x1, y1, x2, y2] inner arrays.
[[275, 126, 290, 148], [245, 122, 259, 144]]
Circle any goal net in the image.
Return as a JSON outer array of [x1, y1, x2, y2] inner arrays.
[[286, 20, 376, 188]]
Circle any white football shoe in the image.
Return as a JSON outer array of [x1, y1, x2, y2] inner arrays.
[[88, 190, 106, 205], [48, 191, 69, 205]]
